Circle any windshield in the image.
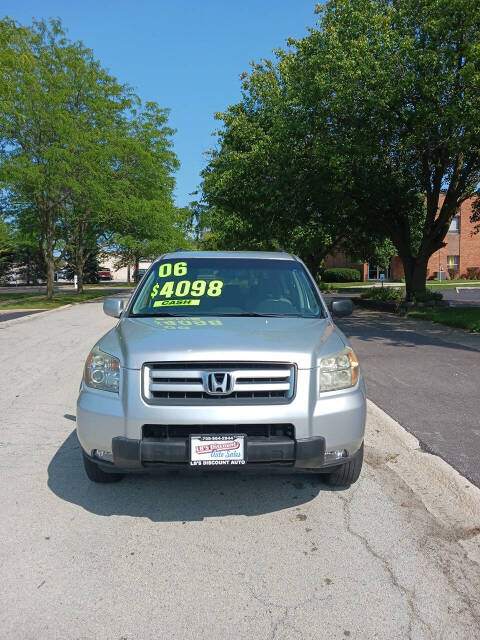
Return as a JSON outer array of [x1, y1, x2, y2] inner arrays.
[[130, 258, 324, 318]]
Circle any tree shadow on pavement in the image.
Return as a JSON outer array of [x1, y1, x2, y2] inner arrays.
[[337, 311, 480, 352], [47, 431, 336, 521]]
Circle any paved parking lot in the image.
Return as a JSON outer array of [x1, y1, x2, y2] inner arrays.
[[1, 302, 480, 639], [441, 287, 480, 307], [337, 309, 480, 487]]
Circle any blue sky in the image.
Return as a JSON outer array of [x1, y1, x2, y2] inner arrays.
[[2, 0, 320, 208]]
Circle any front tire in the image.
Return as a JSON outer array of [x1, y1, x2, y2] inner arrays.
[[82, 451, 125, 483], [324, 443, 363, 487]]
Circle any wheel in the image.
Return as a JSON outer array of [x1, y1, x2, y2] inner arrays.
[[324, 443, 363, 487], [82, 451, 125, 483]]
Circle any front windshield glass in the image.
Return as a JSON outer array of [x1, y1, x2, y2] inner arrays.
[[130, 258, 324, 318]]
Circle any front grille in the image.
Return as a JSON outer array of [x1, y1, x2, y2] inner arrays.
[[142, 423, 295, 439], [142, 361, 296, 405]]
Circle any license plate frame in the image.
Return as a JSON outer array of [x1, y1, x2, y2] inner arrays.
[[189, 434, 246, 466]]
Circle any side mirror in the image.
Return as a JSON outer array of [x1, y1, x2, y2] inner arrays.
[[103, 297, 125, 318], [331, 298, 354, 317]]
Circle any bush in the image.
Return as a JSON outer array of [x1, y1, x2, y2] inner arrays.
[[447, 268, 459, 280], [465, 267, 480, 280], [322, 268, 361, 283], [360, 287, 404, 301], [412, 289, 443, 303]]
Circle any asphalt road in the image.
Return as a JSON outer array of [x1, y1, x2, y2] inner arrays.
[[1, 301, 480, 639], [0, 309, 46, 322], [441, 288, 480, 307], [337, 309, 480, 487]]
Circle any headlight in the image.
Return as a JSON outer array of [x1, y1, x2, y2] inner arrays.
[[319, 347, 359, 392], [84, 346, 120, 393]]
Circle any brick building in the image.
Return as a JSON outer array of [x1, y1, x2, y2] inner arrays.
[[325, 195, 480, 281]]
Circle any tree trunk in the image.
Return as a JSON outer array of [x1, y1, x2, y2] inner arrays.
[[75, 244, 85, 294], [402, 255, 429, 300], [127, 265, 131, 283], [38, 200, 57, 301], [44, 229, 56, 301], [77, 268, 84, 294], [304, 250, 326, 280], [45, 255, 55, 301]]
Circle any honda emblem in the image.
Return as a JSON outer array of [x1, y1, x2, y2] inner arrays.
[[206, 372, 232, 395]]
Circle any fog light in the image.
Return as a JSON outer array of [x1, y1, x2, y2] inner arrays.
[[325, 449, 348, 461], [94, 449, 113, 462]]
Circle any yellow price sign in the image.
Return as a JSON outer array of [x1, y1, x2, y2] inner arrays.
[[151, 279, 224, 300], [153, 299, 201, 307], [158, 262, 188, 278]]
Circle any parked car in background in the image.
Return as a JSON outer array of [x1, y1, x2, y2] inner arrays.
[[54, 269, 72, 283], [97, 267, 113, 281], [133, 268, 147, 283]]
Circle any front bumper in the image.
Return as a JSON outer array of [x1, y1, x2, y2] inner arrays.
[[86, 434, 362, 474]]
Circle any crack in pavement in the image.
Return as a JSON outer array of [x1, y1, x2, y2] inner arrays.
[[366, 454, 480, 635], [241, 571, 327, 640], [338, 485, 437, 640]]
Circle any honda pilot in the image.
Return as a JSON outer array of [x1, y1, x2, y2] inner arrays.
[[77, 251, 366, 486]]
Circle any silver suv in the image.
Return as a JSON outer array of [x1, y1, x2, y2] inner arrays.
[[77, 251, 366, 486]]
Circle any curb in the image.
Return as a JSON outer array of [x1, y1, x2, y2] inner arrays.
[[366, 399, 480, 535], [366, 399, 420, 451]]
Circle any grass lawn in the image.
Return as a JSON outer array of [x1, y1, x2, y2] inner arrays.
[[0, 290, 114, 310], [427, 282, 480, 288], [404, 307, 480, 332], [428, 278, 480, 284], [0, 292, 44, 301]]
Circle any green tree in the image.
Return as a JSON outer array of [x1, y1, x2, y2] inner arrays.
[[200, 60, 362, 277], [0, 219, 16, 283], [288, 0, 480, 296], [201, 1, 480, 295], [111, 205, 191, 280], [13, 231, 46, 284], [0, 19, 94, 297], [0, 18, 180, 296], [0, 201, 46, 284], [200, 48, 400, 278], [61, 102, 179, 293]]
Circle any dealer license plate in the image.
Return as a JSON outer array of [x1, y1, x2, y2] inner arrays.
[[189, 434, 246, 466]]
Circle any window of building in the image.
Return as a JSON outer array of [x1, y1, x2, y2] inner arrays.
[[447, 255, 459, 269], [448, 216, 460, 233]]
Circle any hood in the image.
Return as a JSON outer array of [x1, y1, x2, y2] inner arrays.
[[98, 315, 347, 370]]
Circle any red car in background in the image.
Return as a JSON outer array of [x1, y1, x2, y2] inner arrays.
[[97, 267, 113, 281]]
